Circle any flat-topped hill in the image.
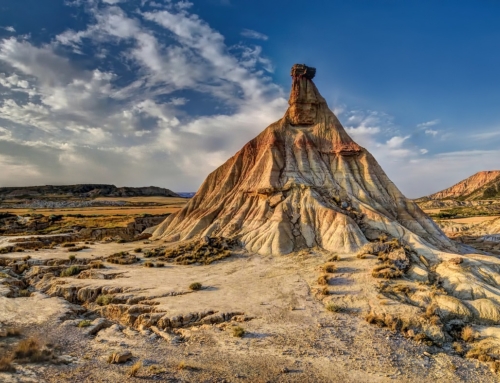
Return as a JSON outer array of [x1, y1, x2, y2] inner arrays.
[[0, 184, 180, 199]]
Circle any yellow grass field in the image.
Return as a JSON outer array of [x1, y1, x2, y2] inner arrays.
[[0, 197, 188, 216], [444, 215, 500, 224]]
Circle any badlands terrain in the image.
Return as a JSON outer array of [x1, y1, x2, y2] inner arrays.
[[2, 66, 500, 382]]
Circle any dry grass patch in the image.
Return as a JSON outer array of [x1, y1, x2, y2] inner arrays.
[[12, 337, 53, 363], [462, 326, 476, 342], [466, 343, 496, 362], [321, 263, 337, 273], [372, 263, 403, 279], [0, 355, 14, 372], [146, 236, 238, 265], [90, 260, 105, 269], [232, 326, 245, 338], [96, 294, 113, 306], [107, 251, 139, 265], [77, 320, 92, 328], [317, 274, 329, 285], [325, 302, 345, 313], [60, 265, 80, 277], [128, 360, 142, 377]]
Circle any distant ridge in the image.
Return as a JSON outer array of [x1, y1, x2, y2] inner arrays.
[[419, 170, 500, 201], [0, 184, 180, 198]]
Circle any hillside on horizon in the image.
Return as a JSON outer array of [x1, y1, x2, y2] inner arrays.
[[418, 170, 500, 201], [0, 184, 180, 199]]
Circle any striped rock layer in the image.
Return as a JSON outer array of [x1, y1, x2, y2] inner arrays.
[[153, 65, 457, 255]]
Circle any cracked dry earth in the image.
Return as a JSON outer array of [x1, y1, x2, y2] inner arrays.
[[1, 240, 497, 382]]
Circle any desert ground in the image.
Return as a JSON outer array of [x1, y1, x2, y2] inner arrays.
[[1, 236, 498, 383], [2, 73, 500, 382]]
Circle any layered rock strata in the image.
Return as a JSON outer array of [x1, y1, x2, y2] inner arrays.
[[153, 64, 458, 256]]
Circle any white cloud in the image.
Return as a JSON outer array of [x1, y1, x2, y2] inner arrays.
[[417, 119, 440, 128], [2, 26, 16, 33], [425, 129, 438, 136], [470, 130, 500, 140], [241, 28, 268, 41], [420, 149, 428, 154], [386, 135, 410, 148], [0, 1, 285, 191]]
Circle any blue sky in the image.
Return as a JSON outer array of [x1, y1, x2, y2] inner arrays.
[[0, 0, 499, 197]]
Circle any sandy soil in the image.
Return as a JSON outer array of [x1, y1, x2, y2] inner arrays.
[[1, 239, 497, 382]]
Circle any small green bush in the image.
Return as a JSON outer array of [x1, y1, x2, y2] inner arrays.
[[61, 265, 80, 277], [189, 282, 202, 291], [232, 326, 245, 338], [96, 294, 113, 306], [77, 320, 92, 328]]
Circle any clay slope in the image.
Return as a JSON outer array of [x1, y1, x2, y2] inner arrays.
[[423, 171, 500, 201], [153, 64, 457, 255]]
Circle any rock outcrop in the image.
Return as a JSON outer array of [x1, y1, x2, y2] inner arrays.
[[420, 170, 500, 201], [153, 64, 457, 256]]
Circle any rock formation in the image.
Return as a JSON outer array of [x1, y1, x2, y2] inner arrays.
[[419, 170, 500, 201], [153, 64, 458, 255]]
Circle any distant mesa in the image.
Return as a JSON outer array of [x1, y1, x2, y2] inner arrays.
[[0, 184, 180, 198], [153, 64, 458, 256]]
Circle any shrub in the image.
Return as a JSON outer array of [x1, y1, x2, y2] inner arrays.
[[61, 265, 80, 277], [462, 326, 476, 343], [95, 294, 113, 306], [116, 239, 126, 244], [325, 302, 345, 313], [156, 262, 165, 267], [144, 261, 154, 267], [322, 263, 337, 273], [0, 355, 14, 372], [372, 264, 403, 279], [149, 364, 166, 374], [18, 289, 31, 297], [68, 254, 76, 261], [128, 360, 142, 377], [328, 254, 340, 262], [134, 248, 142, 253], [62, 243, 76, 248], [90, 261, 105, 269], [189, 282, 202, 291], [13, 337, 52, 363], [317, 275, 329, 285], [77, 320, 92, 328], [232, 326, 245, 338], [453, 341, 465, 355]]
